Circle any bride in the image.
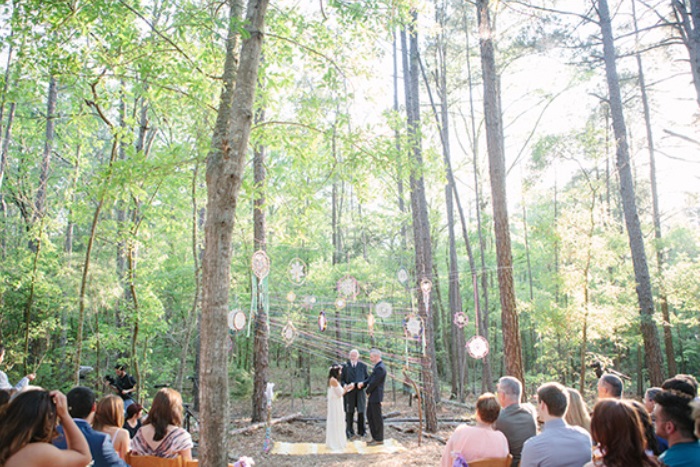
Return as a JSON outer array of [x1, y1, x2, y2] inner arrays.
[[326, 364, 354, 451]]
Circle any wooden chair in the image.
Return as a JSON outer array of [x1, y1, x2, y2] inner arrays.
[[183, 460, 235, 467], [468, 453, 513, 467], [125, 452, 184, 467]]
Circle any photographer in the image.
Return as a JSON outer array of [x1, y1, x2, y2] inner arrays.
[[105, 364, 137, 412]]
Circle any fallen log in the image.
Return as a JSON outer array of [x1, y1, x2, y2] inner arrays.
[[297, 411, 402, 423], [389, 425, 447, 444], [228, 412, 302, 436], [441, 399, 475, 410]]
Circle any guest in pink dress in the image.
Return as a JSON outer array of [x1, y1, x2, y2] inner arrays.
[[442, 392, 510, 467]]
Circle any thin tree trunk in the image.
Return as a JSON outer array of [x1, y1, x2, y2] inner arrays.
[[176, 164, 203, 393], [393, 29, 408, 251], [200, 0, 268, 464], [74, 136, 119, 385], [463, 5, 494, 391], [632, 0, 676, 376], [32, 76, 58, 236], [598, 0, 664, 386], [476, 0, 524, 385], [672, 0, 700, 108], [251, 82, 269, 423], [403, 10, 439, 433]]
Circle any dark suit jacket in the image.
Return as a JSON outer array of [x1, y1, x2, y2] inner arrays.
[[362, 360, 387, 404], [54, 419, 129, 467], [342, 360, 369, 410]]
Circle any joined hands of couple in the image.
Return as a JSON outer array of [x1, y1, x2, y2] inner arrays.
[[344, 382, 365, 391]]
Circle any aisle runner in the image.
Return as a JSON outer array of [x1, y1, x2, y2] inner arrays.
[[271, 438, 405, 455]]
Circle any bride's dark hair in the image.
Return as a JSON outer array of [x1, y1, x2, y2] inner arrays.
[[328, 364, 342, 383]]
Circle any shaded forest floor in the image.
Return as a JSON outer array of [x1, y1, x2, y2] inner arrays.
[[216, 392, 474, 466]]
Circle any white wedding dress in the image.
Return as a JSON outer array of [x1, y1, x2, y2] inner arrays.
[[326, 382, 347, 451]]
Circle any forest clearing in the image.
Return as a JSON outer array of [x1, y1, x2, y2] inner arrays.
[[0, 0, 699, 465]]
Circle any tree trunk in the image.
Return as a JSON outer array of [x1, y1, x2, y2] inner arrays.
[[32, 76, 58, 235], [476, 0, 524, 385], [672, 0, 700, 108], [200, 0, 268, 465], [598, 0, 665, 386], [251, 84, 269, 423], [632, 0, 676, 376], [402, 10, 439, 433], [463, 5, 494, 392]]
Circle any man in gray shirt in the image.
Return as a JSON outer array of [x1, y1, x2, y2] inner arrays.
[[520, 382, 592, 467], [494, 376, 537, 466]]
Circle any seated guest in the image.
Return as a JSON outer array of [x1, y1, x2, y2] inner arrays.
[[494, 376, 537, 466], [662, 374, 698, 399], [441, 392, 509, 466], [93, 395, 130, 459], [131, 388, 193, 459], [520, 382, 592, 467], [0, 389, 91, 467], [628, 399, 663, 456], [0, 344, 36, 391], [597, 373, 623, 400], [53, 386, 128, 467], [645, 387, 662, 414], [654, 388, 700, 467], [565, 387, 591, 434], [585, 399, 660, 467], [123, 402, 144, 439]]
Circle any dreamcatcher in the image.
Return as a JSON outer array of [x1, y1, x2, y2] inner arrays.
[[453, 312, 469, 328], [403, 314, 426, 359], [335, 297, 346, 309], [286, 291, 296, 303], [228, 309, 246, 332], [288, 258, 307, 286], [249, 250, 270, 337], [466, 335, 490, 359], [337, 275, 359, 300], [375, 301, 392, 319], [281, 321, 297, 347], [397, 267, 409, 287], [302, 295, 317, 310]]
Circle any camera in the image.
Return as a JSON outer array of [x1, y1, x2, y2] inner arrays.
[[104, 375, 116, 385]]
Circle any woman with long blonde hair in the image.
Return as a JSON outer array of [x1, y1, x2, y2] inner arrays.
[[93, 394, 130, 459], [565, 387, 591, 433]]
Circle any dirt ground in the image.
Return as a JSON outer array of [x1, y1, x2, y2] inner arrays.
[[210, 392, 476, 466]]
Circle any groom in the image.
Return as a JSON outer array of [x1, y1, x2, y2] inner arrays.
[[342, 349, 369, 439], [358, 348, 387, 446]]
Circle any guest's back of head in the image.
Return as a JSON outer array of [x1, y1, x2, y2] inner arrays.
[[564, 387, 591, 432], [66, 386, 96, 419], [598, 373, 623, 399], [537, 382, 568, 417], [476, 392, 501, 424], [662, 374, 698, 399], [0, 389, 58, 464], [93, 394, 124, 431], [628, 399, 661, 455], [0, 389, 11, 409], [591, 399, 659, 467], [146, 388, 184, 442]]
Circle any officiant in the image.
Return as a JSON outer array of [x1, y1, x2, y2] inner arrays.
[[342, 349, 369, 439]]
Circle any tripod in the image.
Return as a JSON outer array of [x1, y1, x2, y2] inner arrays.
[[183, 403, 198, 433]]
